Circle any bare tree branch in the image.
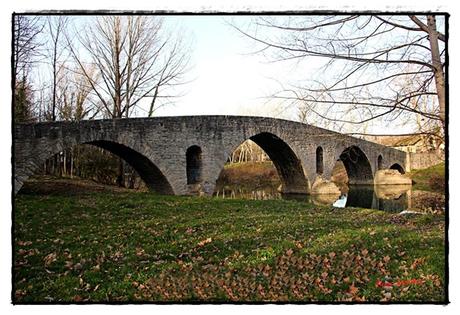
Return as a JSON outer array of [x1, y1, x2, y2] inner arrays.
[[235, 15, 446, 138], [68, 16, 191, 119]]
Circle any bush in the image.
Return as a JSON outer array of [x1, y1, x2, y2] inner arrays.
[[217, 162, 280, 186], [428, 174, 445, 191]]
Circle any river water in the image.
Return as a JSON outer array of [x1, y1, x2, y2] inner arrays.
[[214, 183, 442, 213]]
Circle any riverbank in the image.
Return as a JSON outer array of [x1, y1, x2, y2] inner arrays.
[[408, 163, 445, 193], [216, 161, 280, 188], [14, 180, 445, 302]]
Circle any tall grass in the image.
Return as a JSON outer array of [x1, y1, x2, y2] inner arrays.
[[217, 162, 280, 186]]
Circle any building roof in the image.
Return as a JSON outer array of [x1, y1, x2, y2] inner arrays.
[[392, 135, 423, 146], [366, 134, 424, 147]]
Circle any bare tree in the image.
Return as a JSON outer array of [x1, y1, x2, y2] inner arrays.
[[66, 16, 190, 186], [57, 65, 99, 121], [13, 15, 43, 85], [236, 15, 446, 138], [67, 16, 190, 119], [45, 16, 69, 121], [12, 15, 43, 122]]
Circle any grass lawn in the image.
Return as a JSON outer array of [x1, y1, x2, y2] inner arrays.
[[13, 187, 446, 303], [408, 163, 446, 193]]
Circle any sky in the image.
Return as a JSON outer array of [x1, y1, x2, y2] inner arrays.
[[147, 16, 305, 119]]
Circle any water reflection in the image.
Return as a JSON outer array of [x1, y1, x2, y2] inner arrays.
[[214, 184, 413, 212]]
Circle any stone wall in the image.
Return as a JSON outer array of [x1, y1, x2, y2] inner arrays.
[[407, 152, 444, 171]]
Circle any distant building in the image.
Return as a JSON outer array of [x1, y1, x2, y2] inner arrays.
[[366, 134, 442, 153], [366, 134, 444, 171]]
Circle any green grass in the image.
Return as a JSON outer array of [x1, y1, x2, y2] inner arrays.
[[408, 163, 445, 192], [13, 191, 445, 303]]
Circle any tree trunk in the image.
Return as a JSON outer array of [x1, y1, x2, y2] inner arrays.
[[148, 85, 159, 117], [116, 157, 124, 187], [52, 50, 57, 121], [63, 150, 67, 176], [426, 15, 446, 132], [70, 147, 74, 179]]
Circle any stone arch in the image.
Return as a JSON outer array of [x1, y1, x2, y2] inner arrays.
[[316, 146, 324, 175], [216, 132, 309, 194], [338, 146, 374, 184], [377, 154, 383, 170], [15, 139, 174, 195], [390, 163, 405, 174], [186, 145, 203, 184], [86, 141, 174, 194]]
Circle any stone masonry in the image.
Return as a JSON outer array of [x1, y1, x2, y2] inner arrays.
[[14, 115, 407, 195]]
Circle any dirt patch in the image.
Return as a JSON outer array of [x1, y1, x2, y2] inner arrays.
[[19, 176, 142, 196]]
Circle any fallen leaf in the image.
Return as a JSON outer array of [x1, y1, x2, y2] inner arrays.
[[410, 258, 425, 270], [197, 238, 212, 247], [73, 295, 83, 302], [17, 241, 33, 246], [65, 261, 73, 270], [349, 283, 359, 295], [43, 252, 57, 266], [136, 248, 145, 257]]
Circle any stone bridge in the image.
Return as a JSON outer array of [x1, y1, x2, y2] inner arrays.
[[13, 116, 408, 195]]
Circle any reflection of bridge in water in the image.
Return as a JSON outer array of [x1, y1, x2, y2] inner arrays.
[[344, 185, 412, 212], [15, 115, 409, 196], [214, 184, 412, 212]]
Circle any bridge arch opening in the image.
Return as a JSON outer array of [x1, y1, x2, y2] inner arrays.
[[214, 132, 309, 197], [316, 146, 324, 175], [390, 163, 405, 174], [17, 140, 174, 195], [377, 155, 383, 170], [86, 141, 174, 194], [337, 146, 374, 185], [186, 145, 203, 184]]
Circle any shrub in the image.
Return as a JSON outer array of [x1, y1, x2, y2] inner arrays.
[[428, 174, 445, 191]]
